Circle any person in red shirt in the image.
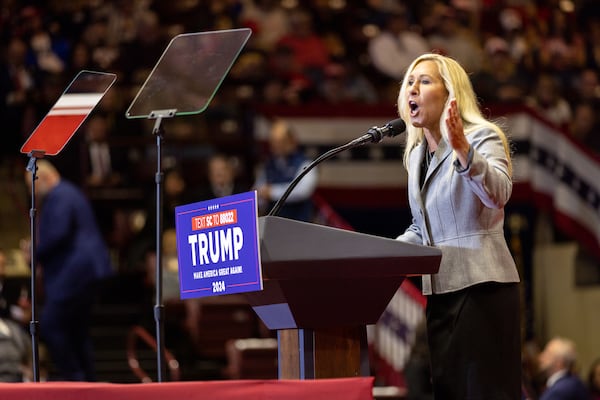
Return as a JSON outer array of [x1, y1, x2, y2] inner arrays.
[[274, 9, 330, 91]]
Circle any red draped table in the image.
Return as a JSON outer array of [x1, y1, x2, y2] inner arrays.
[[0, 377, 374, 400]]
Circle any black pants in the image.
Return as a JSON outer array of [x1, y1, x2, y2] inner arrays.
[[426, 282, 521, 400]]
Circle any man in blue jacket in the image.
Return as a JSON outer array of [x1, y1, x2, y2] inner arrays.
[[538, 337, 589, 400], [27, 159, 113, 381], [254, 119, 317, 222]]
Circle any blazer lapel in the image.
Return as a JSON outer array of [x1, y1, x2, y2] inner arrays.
[[422, 139, 453, 190], [408, 142, 431, 246], [409, 142, 426, 209]]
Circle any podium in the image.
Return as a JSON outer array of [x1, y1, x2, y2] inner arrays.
[[244, 216, 441, 379]]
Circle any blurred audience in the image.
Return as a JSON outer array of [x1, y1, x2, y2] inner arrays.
[[367, 4, 430, 81], [115, 10, 169, 85], [537, 7, 585, 91], [581, 13, 600, 70], [82, 113, 126, 189], [264, 42, 314, 104], [1, 243, 32, 383], [273, 8, 331, 99], [471, 36, 530, 105], [522, 339, 544, 400], [526, 73, 572, 129], [142, 228, 180, 303], [240, 0, 290, 53], [569, 68, 600, 106], [569, 102, 600, 156], [80, 112, 133, 240], [318, 60, 379, 104], [198, 153, 247, 200], [538, 337, 588, 400], [0, 247, 30, 326], [496, 7, 530, 67], [20, 6, 69, 77], [425, 2, 484, 74], [127, 165, 198, 273], [0, 316, 30, 382], [0, 1, 597, 177], [254, 119, 317, 221], [589, 358, 600, 400], [0, 37, 36, 167]]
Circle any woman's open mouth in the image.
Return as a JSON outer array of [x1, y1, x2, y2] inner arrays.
[[409, 100, 419, 117]]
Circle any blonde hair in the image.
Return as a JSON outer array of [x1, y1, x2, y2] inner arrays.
[[397, 53, 512, 176]]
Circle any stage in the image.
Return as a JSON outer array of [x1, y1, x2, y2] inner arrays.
[[0, 377, 375, 400]]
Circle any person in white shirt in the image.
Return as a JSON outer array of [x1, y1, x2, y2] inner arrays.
[[368, 7, 430, 81]]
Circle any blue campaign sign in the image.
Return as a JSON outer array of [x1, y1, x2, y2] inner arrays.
[[175, 191, 262, 299]]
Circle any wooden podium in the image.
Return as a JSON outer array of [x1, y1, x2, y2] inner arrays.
[[244, 216, 441, 379]]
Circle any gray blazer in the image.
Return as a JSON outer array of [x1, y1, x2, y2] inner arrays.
[[397, 127, 520, 295]]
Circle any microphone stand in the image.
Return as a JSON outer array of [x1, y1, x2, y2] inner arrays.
[[268, 129, 392, 217]]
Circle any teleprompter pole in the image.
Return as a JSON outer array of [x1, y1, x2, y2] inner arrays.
[[26, 150, 46, 382], [148, 109, 176, 382]]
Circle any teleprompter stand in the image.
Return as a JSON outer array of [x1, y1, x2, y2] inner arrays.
[[24, 151, 44, 383], [244, 216, 441, 379], [20, 71, 117, 381], [125, 28, 251, 382]]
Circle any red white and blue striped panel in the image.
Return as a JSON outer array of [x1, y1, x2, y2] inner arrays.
[[21, 92, 105, 156]]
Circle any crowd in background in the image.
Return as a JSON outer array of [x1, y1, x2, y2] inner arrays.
[[1, 1, 599, 174], [2, 0, 600, 168]]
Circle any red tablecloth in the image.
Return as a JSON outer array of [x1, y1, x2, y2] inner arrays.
[[0, 377, 374, 400]]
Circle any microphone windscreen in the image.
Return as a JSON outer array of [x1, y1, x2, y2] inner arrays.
[[388, 118, 406, 137]]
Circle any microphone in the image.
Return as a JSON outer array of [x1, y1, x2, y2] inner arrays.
[[351, 118, 406, 145]]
